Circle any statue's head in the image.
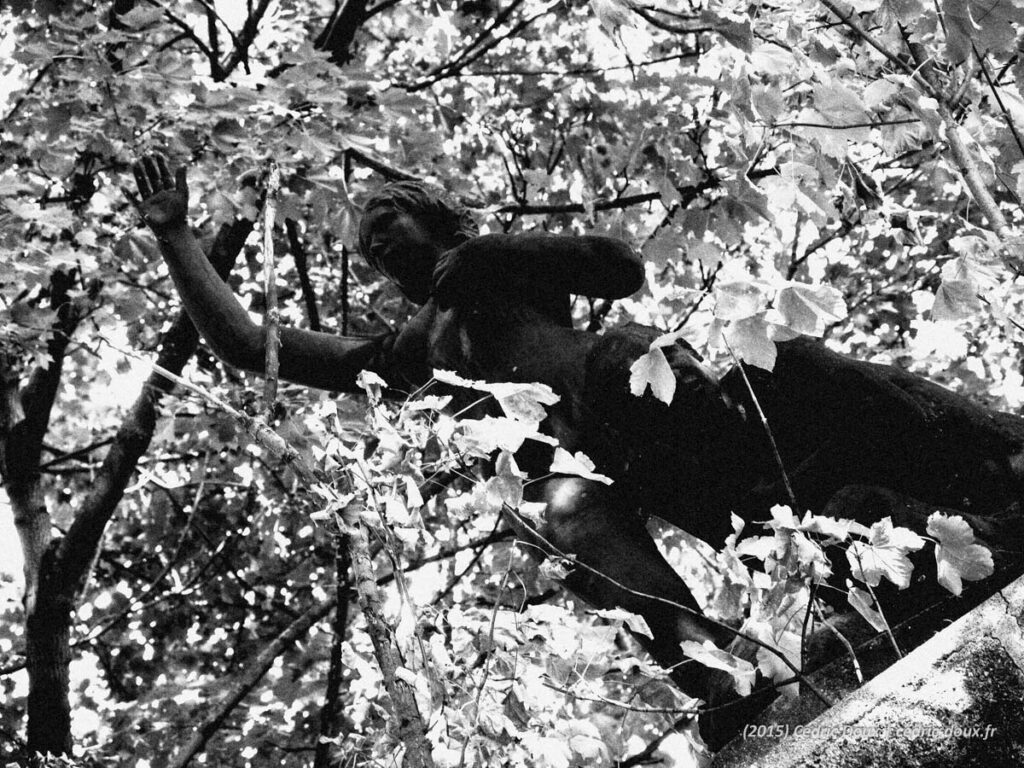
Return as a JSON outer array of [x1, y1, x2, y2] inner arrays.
[[358, 181, 478, 304]]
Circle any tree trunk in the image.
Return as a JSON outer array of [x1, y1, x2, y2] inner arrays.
[[24, 561, 73, 756]]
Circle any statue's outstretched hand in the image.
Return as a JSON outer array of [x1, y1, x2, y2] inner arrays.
[[133, 154, 189, 231]]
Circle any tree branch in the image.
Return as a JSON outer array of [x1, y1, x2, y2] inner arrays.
[[314, 0, 371, 65], [169, 597, 338, 768], [345, 147, 418, 182], [122, 359, 435, 767], [261, 163, 281, 413], [494, 192, 661, 215], [940, 103, 1022, 268], [219, 0, 272, 79], [285, 218, 322, 332], [816, 0, 936, 97], [314, 542, 351, 768], [54, 218, 252, 596], [1, 271, 93, 610]]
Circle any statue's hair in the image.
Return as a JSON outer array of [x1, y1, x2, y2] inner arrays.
[[358, 180, 479, 272]]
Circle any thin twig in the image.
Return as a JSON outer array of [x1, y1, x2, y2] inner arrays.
[[458, 556, 512, 768], [105, 345, 436, 767], [723, 341, 799, 511], [814, 600, 863, 684], [816, 0, 937, 97], [974, 43, 1024, 161], [864, 579, 902, 658]]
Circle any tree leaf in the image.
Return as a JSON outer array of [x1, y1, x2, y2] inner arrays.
[[549, 447, 613, 484], [847, 581, 887, 632], [457, 416, 557, 456], [679, 640, 757, 695], [725, 315, 778, 371], [942, 0, 1020, 62], [846, 517, 925, 589], [813, 81, 871, 125], [932, 279, 982, 321], [776, 282, 847, 336], [713, 280, 766, 321], [432, 369, 559, 422], [592, 608, 653, 639], [926, 512, 995, 595], [628, 347, 676, 404]]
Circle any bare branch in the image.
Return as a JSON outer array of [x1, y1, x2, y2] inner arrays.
[[285, 218, 322, 332], [816, 0, 936, 97], [345, 147, 418, 182], [315, 0, 371, 65], [121, 357, 435, 766], [54, 219, 252, 595], [219, 0, 273, 79], [169, 597, 337, 768]]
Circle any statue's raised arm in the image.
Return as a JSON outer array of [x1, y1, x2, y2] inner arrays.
[[132, 155, 396, 392]]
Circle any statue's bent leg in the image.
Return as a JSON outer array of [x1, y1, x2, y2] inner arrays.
[[512, 476, 733, 700]]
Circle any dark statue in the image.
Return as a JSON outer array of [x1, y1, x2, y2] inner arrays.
[[133, 155, 1024, 746]]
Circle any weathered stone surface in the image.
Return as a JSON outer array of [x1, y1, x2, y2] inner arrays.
[[712, 574, 1024, 768]]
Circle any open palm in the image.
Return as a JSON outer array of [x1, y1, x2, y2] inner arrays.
[[133, 154, 189, 231]]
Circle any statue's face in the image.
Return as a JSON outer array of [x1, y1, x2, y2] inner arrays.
[[362, 208, 443, 305]]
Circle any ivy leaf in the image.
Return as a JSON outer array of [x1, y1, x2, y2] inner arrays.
[[720, 178, 771, 226], [702, 9, 753, 51], [564, 719, 609, 762], [549, 447, 613, 485], [384, 494, 411, 525], [539, 558, 574, 582], [457, 416, 557, 456], [628, 347, 676, 404], [932, 278, 982, 320], [846, 517, 925, 589], [652, 722, 711, 768], [592, 607, 653, 639], [478, 451, 525, 514], [847, 581, 888, 632], [776, 282, 846, 336], [813, 81, 871, 125], [432, 369, 559, 422], [686, 238, 724, 267], [799, 512, 854, 543], [863, 78, 901, 110], [118, 6, 163, 27], [679, 640, 757, 696], [713, 280, 766, 321], [932, 246, 999, 321], [644, 227, 683, 267], [405, 395, 452, 412], [355, 369, 388, 402], [926, 512, 995, 595], [721, 315, 778, 371], [942, 0, 1020, 62]]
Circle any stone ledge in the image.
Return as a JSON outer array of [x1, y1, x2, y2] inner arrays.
[[712, 573, 1024, 768]]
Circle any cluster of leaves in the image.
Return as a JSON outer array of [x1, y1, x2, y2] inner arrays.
[[2, 0, 1024, 763], [673, 503, 995, 698], [297, 367, 995, 763], [288, 371, 706, 767]]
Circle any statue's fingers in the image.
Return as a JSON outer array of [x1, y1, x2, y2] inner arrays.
[[142, 155, 161, 189], [121, 185, 143, 215], [156, 154, 174, 189], [175, 166, 188, 193], [133, 164, 153, 198]]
